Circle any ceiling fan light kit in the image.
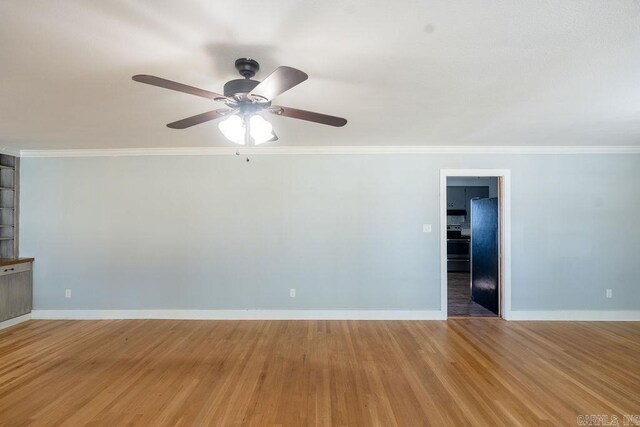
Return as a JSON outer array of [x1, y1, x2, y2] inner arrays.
[[217, 114, 275, 146], [132, 58, 347, 146]]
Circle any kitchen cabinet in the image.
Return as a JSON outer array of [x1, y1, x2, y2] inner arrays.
[[465, 187, 490, 217], [0, 154, 18, 259], [447, 187, 466, 209], [0, 153, 31, 325], [447, 186, 490, 213], [0, 260, 33, 323]]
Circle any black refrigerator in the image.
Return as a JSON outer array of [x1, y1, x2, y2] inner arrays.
[[470, 198, 500, 315]]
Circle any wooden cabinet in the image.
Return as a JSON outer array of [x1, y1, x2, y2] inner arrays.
[[0, 153, 31, 324], [465, 187, 490, 216], [447, 187, 466, 209], [447, 186, 490, 212], [0, 261, 32, 322], [0, 154, 18, 259]]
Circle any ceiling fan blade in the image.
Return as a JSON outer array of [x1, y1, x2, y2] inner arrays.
[[269, 105, 347, 127], [132, 75, 228, 101], [166, 109, 233, 129], [249, 66, 308, 101]]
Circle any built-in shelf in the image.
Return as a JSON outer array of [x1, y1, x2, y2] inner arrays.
[[0, 154, 18, 258]]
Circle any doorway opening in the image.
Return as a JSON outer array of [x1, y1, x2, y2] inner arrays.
[[439, 170, 512, 319]]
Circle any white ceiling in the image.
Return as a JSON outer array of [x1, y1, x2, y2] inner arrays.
[[1, 0, 639, 149]]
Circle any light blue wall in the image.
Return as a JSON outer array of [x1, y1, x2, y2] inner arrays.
[[20, 154, 640, 311]]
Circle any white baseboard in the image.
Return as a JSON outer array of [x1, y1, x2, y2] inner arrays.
[[27, 310, 640, 322], [31, 309, 447, 321], [507, 310, 640, 321], [0, 313, 31, 330]]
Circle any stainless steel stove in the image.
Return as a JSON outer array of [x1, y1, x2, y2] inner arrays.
[[447, 225, 470, 272]]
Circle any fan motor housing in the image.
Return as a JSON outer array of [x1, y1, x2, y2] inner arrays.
[[223, 79, 260, 97]]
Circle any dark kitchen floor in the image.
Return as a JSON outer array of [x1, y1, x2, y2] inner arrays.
[[448, 272, 497, 317]]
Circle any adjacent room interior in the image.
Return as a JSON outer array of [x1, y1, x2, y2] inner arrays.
[[446, 176, 500, 318], [1, 1, 639, 425]]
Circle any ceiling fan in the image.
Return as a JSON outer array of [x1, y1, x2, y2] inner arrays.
[[132, 58, 347, 145]]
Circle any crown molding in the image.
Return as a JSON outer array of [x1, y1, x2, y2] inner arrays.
[[18, 145, 640, 158], [0, 147, 21, 157]]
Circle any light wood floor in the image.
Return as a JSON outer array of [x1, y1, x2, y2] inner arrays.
[[1, 320, 639, 426]]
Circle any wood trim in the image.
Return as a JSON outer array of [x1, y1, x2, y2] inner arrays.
[[13, 157, 19, 257], [440, 169, 512, 320], [31, 309, 447, 320], [18, 145, 640, 158], [507, 310, 640, 321], [0, 147, 21, 157], [0, 313, 30, 330], [0, 258, 34, 267], [498, 176, 503, 317], [30, 310, 640, 321]]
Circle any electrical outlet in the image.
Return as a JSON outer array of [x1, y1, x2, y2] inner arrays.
[[65, 289, 72, 298], [423, 224, 432, 233], [606, 289, 612, 299], [290, 289, 296, 298]]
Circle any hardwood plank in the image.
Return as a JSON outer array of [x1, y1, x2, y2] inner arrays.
[[0, 319, 639, 426]]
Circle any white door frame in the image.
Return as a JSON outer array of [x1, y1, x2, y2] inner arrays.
[[439, 169, 512, 320]]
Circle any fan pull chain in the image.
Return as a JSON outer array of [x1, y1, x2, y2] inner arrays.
[[236, 150, 250, 163]]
